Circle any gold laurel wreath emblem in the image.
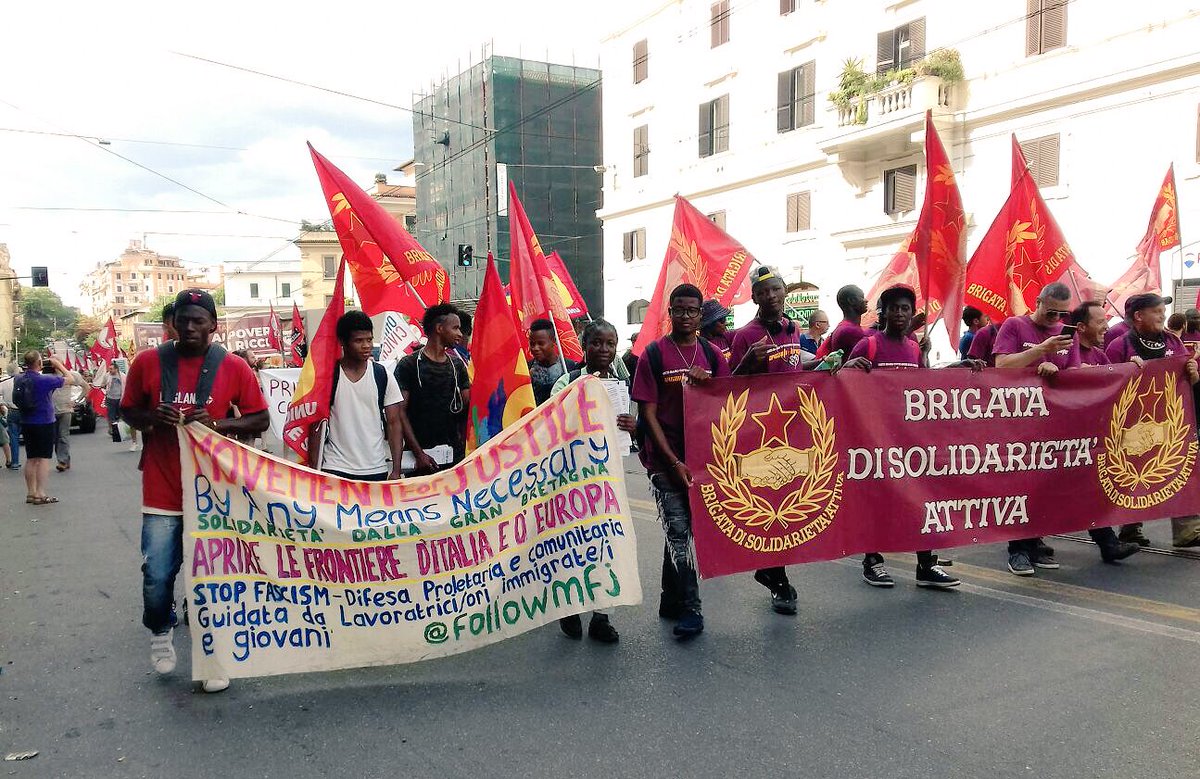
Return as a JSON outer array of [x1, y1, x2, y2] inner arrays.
[[707, 387, 840, 535], [1098, 372, 1195, 505]]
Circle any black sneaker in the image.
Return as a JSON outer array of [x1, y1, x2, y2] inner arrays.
[[1031, 552, 1060, 570], [1100, 541, 1140, 563], [1034, 539, 1056, 558], [587, 614, 619, 643], [1007, 551, 1035, 576], [1118, 527, 1151, 547], [916, 562, 961, 589], [862, 561, 895, 588], [770, 583, 798, 615], [673, 611, 704, 640], [558, 614, 583, 639]]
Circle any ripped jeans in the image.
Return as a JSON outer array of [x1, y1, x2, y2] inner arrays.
[[649, 473, 701, 615]]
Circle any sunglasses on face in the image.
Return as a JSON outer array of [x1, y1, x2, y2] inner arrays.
[[1044, 309, 1072, 319], [670, 306, 702, 318]]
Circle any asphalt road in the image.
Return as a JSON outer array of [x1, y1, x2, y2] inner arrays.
[[2, 430, 1199, 779]]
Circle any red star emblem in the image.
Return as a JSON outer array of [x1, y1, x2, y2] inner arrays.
[[752, 394, 796, 448]]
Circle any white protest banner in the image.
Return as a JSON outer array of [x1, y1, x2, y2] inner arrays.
[[258, 368, 301, 442], [180, 376, 641, 680], [377, 311, 422, 363]]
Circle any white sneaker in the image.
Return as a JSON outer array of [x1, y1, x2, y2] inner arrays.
[[202, 677, 230, 694], [150, 631, 176, 674], [129, 442, 139, 452]]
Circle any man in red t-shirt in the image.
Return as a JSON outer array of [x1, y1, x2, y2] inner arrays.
[[122, 290, 269, 694]]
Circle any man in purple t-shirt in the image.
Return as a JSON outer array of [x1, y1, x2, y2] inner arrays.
[[728, 267, 807, 614], [991, 283, 1079, 575], [1103, 293, 1200, 548], [15, 350, 67, 505], [1183, 308, 1200, 350], [632, 283, 731, 640], [816, 284, 870, 361], [966, 323, 999, 366], [842, 285, 967, 589]]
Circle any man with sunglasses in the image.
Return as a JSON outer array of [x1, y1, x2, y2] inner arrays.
[[992, 282, 1079, 576]]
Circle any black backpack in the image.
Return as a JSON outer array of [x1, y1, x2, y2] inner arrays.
[[158, 342, 228, 407], [11, 374, 36, 415], [634, 337, 721, 450]]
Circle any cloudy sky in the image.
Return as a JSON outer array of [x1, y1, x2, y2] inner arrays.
[[0, 0, 636, 306]]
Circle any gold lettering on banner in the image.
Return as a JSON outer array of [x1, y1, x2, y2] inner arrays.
[[1097, 372, 1196, 509], [704, 388, 842, 550]]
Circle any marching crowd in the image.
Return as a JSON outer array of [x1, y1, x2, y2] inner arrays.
[[5, 273, 1198, 690]]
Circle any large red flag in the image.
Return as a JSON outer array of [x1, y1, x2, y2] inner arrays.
[[964, 138, 1079, 322], [283, 259, 346, 460], [466, 253, 536, 452], [308, 143, 449, 318], [507, 181, 584, 362], [862, 239, 928, 330], [1106, 165, 1181, 316], [89, 317, 119, 363], [633, 195, 756, 356], [912, 112, 967, 343], [544, 251, 589, 318], [290, 302, 306, 367], [267, 303, 283, 352]]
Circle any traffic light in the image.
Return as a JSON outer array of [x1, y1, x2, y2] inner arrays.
[[456, 244, 474, 267], [31, 266, 49, 287]]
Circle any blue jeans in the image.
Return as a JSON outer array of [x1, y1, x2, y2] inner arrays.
[[141, 513, 183, 634], [6, 413, 20, 466], [649, 473, 701, 614]]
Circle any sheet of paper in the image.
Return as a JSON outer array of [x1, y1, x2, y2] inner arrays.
[[602, 379, 632, 456]]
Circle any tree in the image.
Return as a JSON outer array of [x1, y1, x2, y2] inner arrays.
[[18, 288, 79, 353], [140, 293, 176, 322], [73, 314, 103, 343]]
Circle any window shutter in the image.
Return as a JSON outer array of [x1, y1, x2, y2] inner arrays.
[[801, 62, 816, 126], [623, 231, 634, 261], [633, 39, 648, 83], [1026, 0, 1042, 56], [708, 211, 726, 230], [877, 30, 895, 74], [907, 18, 926, 64], [699, 101, 713, 157], [787, 193, 799, 232], [796, 191, 811, 230], [1195, 104, 1200, 164], [780, 0, 795, 14], [720, 1, 730, 44], [1038, 135, 1060, 187], [895, 167, 916, 211], [714, 95, 730, 153], [636, 228, 647, 259], [777, 70, 794, 133], [1042, 0, 1067, 51], [710, 3, 723, 47]]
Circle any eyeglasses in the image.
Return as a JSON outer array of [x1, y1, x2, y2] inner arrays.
[[1044, 309, 1072, 319], [670, 306, 702, 318]]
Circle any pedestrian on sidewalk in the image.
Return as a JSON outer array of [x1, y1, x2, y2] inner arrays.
[[310, 311, 404, 481], [121, 289, 269, 694], [632, 283, 730, 640], [98, 362, 138, 450], [1, 364, 22, 470], [49, 358, 86, 471], [14, 351, 68, 504]]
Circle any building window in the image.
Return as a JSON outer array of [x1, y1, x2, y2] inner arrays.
[[325, 294, 335, 307], [633, 39, 649, 84], [168, 286, 174, 293], [116, 272, 122, 280], [777, 62, 816, 133], [281, 282, 292, 298], [404, 214, 416, 233], [622, 228, 647, 261], [1196, 105, 1200, 164], [1026, 0, 1067, 56], [710, 1, 730, 48], [707, 211, 727, 230], [1019, 134, 1061, 188], [322, 255, 337, 279], [787, 192, 812, 232], [698, 94, 730, 158], [116, 285, 123, 293], [628, 299, 650, 325], [877, 18, 925, 74], [780, 0, 796, 14], [130, 272, 136, 279], [884, 165, 917, 214], [157, 273, 161, 279], [249, 282, 260, 298], [633, 125, 650, 177]]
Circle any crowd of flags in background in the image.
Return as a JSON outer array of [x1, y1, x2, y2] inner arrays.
[[66, 124, 1182, 463]]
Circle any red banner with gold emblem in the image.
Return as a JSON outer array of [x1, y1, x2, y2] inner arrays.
[[684, 360, 1200, 578], [1106, 165, 1181, 317]]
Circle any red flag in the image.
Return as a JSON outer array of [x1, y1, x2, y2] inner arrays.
[[283, 259, 347, 460], [89, 317, 119, 363], [466, 253, 536, 452], [912, 112, 967, 343], [507, 181, 583, 362], [290, 302, 306, 367], [544, 251, 589, 318], [1106, 165, 1181, 316], [308, 143, 449, 317], [862, 239, 929, 330], [267, 303, 283, 352], [633, 195, 755, 356], [964, 137, 1078, 322]]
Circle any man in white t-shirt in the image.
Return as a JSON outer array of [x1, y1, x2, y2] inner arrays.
[[309, 310, 404, 481]]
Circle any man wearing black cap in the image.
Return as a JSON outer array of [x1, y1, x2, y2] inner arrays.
[[699, 299, 734, 361], [1105, 292, 1200, 547], [122, 289, 270, 694], [842, 285, 966, 589], [729, 267, 807, 614]]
